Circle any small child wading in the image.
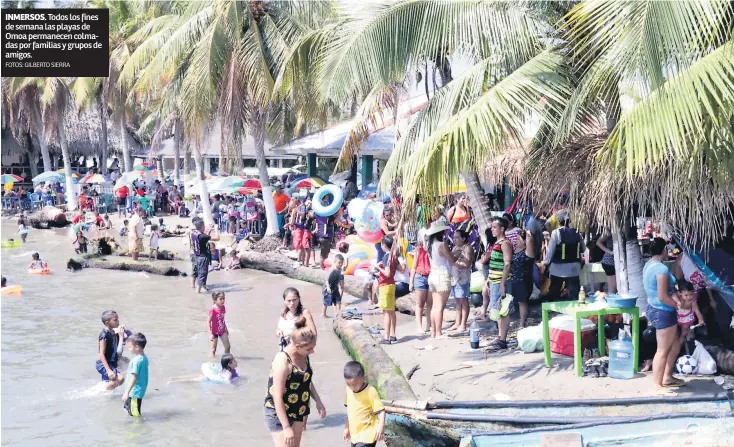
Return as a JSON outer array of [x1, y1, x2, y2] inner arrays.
[[122, 333, 149, 417], [149, 225, 160, 261], [17, 222, 28, 243], [343, 361, 385, 447], [208, 291, 231, 357], [323, 254, 345, 317], [74, 230, 88, 254]]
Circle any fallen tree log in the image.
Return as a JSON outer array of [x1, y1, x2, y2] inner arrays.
[[27, 206, 68, 228], [67, 257, 186, 276]]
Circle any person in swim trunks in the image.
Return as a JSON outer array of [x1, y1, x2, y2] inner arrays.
[[96, 310, 125, 390]]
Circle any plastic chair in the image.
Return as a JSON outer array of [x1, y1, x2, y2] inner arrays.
[[30, 192, 43, 210]]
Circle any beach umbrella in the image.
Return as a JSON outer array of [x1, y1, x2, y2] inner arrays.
[[32, 171, 65, 184], [242, 178, 262, 189], [80, 173, 111, 184], [118, 170, 154, 185], [56, 169, 80, 178], [287, 175, 328, 193], [210, 176, 248, 192], [0, 173, 23, 184], [235, 187, 259, 196], [133, 163, 156, 171]]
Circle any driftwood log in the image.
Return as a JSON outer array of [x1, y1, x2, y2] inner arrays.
[[237, 250, 418, 315], [27, 206, 68, 228], [68, 257, 186, 276]]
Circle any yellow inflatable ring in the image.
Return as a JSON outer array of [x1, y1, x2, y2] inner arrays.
[[1, 285, 23, 295]]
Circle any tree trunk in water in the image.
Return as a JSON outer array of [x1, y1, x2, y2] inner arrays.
[[32, 101, 52, 172], [58, 108, 78, 210], [193, 142, 213, 226], [173, 117, 182, 185], [252, 109, 280, 236], [97, 95, 108, 174], [463, 172, 491, 246], [120, 117, 132, 172]]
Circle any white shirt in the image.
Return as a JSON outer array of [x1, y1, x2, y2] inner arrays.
[[130, 214, 144, 239], [394, 257, 410, 283], [110, 171, 119, 181]]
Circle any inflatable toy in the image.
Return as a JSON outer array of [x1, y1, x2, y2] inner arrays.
[[29, 268, 50, 275], [312, 185, 343, 217], [201, 362, 228, 383], [470, 271, 485, 293], [348, 199, 384, 244], [1, 240, 21, 249], [1, 285, 23, 295]]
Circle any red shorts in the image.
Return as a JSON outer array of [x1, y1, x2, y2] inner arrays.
[[293, 229, 312, 250]]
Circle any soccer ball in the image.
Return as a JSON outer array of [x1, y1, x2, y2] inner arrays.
[[676, 355, 698, 375]]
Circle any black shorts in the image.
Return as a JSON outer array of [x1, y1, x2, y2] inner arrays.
[[319, 237, 332, 259], [353, 443, 377, 447], [264, 406, 304, 432], [602, 263, 616, 276], [117, 197, 127, 206], [124, 397, 143, 417]]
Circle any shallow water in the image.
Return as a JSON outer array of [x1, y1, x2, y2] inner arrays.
[[1, 222, 350, 446]]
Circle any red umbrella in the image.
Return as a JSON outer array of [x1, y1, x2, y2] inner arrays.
[[243, 179, 262, 189], [236, 187, 259, 196]]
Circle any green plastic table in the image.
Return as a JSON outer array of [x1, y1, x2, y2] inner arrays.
[[542, 300, 639, 376]]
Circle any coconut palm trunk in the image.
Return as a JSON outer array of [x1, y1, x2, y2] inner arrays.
[[97, 95, 108, 174], [193, 142, 213, 226], [463, 172, 491, 244], [31, 101, 52, 172], [252, 110, 279, 236], [173, 117, 182, 185], [24, 131, 39, 179], [119, 116, 132, 172], [57, 107, 78, 210], [183, 143, 191, 176]]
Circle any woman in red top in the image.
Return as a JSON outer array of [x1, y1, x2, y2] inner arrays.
[[447, 195, 470, 224], [409, 219, 432, 333], [116, 185, 129, 218]]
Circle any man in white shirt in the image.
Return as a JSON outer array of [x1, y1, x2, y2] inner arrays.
[[129, 207, 146, 261], [110, 169, 120, 182]]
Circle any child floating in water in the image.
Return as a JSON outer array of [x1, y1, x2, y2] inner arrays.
[[169, 354, 240, 384], [97, 310, 125, 391], [28, 252, 48, 271], [208, 291, 231, 358], [17, 222, 28, 243], [149, 225, 160, 261], [73, 230, 88, 254]]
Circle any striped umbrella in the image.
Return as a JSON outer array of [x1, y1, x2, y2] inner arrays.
[[133, 163, 156, 171], [0, 173, 23, 184], [56, 169, 80, 179], [32, 171, 65, 183], [80, 173, 111, 184]]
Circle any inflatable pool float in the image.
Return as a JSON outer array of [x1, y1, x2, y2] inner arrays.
[[200, 362, 228, 383], [1, 240, 21, 249], [470, 271, 485, 293], [312, 185, 343, 217], [1, 285, 22, 295], [28, 268, 50, 275]]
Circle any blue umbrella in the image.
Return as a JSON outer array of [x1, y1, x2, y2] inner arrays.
[[32, 171, 65, 184]]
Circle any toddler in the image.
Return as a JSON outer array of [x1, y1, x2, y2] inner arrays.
[[158, 217, 167, 232], [208, 291, 231, 357], [17, 221, 28, 243], [103, 214, 112, 229], [122, 333, 148, 417], [676, 280, 704, 342], [119, 220, 129, 237], [322, 254, 345, 317], [73, 230, 88, 254], [149, 224, 160, 261]]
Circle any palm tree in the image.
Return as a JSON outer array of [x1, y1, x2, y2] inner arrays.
[[5, 78, 53, 172], [121, 1, 334, 233]]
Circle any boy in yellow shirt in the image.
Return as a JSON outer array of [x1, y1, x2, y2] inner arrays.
[[343, 361, 386, 447]]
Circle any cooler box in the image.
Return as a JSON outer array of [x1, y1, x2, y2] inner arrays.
[[549, 315, 596, 357]]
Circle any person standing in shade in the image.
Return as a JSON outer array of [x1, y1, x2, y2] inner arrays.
[[541, 211, 585, 302], [486, 217, 513, 349], [129, 207, 146, 261], [596, 229, 617, 293]]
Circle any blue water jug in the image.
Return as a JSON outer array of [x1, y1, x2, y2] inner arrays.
[[608, 329, 634, 379]]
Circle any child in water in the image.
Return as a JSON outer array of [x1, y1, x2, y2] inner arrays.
[[97, 310, 126, 390], [323, 254, 345, 317], [676, 280, 705, 343], [169, 353, 240, 384], [73, 230, 88, 254], [17, 222, 28, 243], [209, 242, 221, 270], [149, 224, 160, 261], [1, 277, 6, 288], [208, 291, 231, 358], [28, 252, 48, 271], [122, 333, 148, 417]]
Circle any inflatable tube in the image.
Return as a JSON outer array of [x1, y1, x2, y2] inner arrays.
[[201, 362, 228, 383], [1, 285, 22, 295], [470, 271, 485, 293], [357, 229, 383, 244], [28, 268, 50, 275], [1, 240, 21, 249], [312, 184, 343, 217]]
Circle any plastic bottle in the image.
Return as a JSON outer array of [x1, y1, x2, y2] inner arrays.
[[608, 329, 635, 379], [470, 321, 480, 349], [578, 286, 586, 304]]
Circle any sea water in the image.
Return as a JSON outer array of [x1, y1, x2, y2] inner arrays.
[[608, 330, 635, 379]]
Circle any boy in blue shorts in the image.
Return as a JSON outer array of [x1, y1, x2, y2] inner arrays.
[[122, 333, 149, 417], [97, 310, 125, 390], [323, 254, 345, 317]]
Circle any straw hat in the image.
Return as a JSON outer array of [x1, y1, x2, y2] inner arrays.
[[424, 221, 450, 236]]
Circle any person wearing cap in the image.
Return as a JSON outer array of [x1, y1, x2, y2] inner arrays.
[[541, 211, 585, 302]]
